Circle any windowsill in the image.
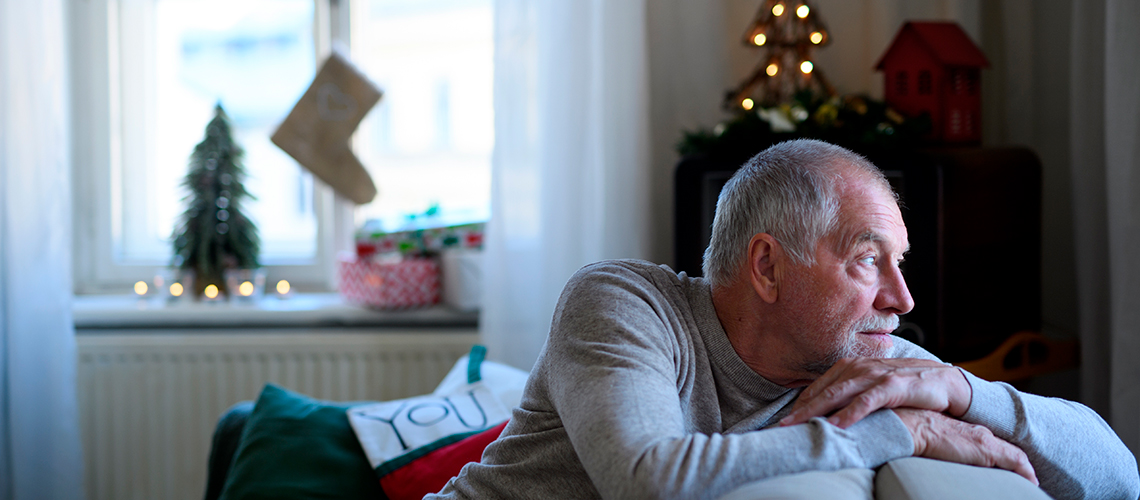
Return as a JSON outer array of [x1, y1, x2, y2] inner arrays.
[[73, 293, 479, 331]]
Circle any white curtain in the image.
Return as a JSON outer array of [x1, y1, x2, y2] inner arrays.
[[483, 0, 652, 370], [0, 0, 85, 497], [1070, 0, 1140, 456]]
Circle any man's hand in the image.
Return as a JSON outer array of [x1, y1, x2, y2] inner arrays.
[[894, 408, 1038, 485], [779, 357, 972, 429]]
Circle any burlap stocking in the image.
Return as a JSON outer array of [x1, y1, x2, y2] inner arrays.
[[271, 50, 381, 204]]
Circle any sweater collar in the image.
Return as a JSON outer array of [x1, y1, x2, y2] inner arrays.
[[688, 278, 797, 402]]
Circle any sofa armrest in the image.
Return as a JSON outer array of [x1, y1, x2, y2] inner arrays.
[[203, 401, 255, 500], [875, 457, 1051, 500]]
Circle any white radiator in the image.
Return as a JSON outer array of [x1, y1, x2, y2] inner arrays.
[[76, 330, 479, 500]]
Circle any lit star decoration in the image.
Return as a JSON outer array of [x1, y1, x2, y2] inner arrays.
[[726, 1, 833, 109]]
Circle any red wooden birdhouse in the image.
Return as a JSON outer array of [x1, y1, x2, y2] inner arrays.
[[875, 22, 989, 144]]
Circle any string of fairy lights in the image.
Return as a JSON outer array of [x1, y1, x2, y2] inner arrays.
[[132, 276, 292, 301], [725, 0, 833, 110]]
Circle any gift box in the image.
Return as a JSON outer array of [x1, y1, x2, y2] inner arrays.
[[440, 248, 483, 311], [338, 254, 440, 309], [356, 217, 485, 258]]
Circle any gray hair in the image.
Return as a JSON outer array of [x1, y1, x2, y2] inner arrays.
[[701, 139, 891, 288]]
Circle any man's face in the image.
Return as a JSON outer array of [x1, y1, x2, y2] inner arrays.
[[777, 176, 914, 375]]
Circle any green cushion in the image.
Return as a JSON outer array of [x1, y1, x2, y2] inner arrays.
[[218, 384, 386, 500]]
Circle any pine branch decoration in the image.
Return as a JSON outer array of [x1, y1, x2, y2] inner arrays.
[[171, 104, 260, 298]]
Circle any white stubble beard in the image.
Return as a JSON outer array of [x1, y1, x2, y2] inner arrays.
[[801, 314, 900, 375]]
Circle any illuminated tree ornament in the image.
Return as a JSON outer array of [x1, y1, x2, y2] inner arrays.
[[171, 104, 261, 300], [724, 0, 834, 109]]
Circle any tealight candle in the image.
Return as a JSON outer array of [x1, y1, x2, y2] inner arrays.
[[275, 280, 292, 298]]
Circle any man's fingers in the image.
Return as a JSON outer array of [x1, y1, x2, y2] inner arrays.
[[985, 430, 1039, 485], [896, 409, 1039, 486], [782, 377, 871, 426], [785, 358, 972, 428], [792, 362, 851, 410], [825, 388, 893, 428], [825, 374, 921, 428], [966, 426, 1038, 485]]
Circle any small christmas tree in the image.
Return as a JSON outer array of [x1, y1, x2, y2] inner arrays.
[[725, 0, 834, 109], [171, 104, 260, 298]]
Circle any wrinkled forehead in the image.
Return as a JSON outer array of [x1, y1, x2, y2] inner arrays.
[[829, 176, 909, 254]]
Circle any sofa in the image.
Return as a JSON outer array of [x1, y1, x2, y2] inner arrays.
[[202, 390, 1052, 500]]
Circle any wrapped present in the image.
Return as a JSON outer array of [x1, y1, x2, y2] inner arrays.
[[440, 248, 482, 311], [355, 215, 486, 258], [338, 253, 440, 309]]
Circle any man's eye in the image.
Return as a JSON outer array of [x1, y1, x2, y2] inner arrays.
[[860, 256, 876, 266]]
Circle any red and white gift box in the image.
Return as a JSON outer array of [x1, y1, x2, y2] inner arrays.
[[338, 254, 440, 309]]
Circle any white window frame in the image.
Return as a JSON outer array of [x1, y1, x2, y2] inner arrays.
[[69, 0, 355, 294]]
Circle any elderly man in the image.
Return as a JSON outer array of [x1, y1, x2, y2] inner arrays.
[[429, 140, 1138, 499]]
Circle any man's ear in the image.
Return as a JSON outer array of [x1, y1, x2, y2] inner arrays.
[[747, 233, 781, 304]]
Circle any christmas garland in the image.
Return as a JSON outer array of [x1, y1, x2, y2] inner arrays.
[[677, 91, 931, 160]]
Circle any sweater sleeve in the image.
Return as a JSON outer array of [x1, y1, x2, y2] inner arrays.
[[542, 263, 914, 500], [957, 369, 1140, 500], [892, 339, 1139, 499]]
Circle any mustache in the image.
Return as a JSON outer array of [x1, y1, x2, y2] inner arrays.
[[850, 314, 900, 334]]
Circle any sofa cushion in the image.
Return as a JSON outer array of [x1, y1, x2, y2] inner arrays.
[[348, 345, 527, 499], [217, 384, 385, 500], [717, 468, 874, 500], [875, 457, 1051, 500], [379, 420, 508, 500], [215, 346, 525, 500]]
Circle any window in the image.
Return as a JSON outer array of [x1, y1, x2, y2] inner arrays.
[[894, 71, 908, 96], [949, 108, 962, 135], [918, 70, 932, 95], [70, 0, 493, 293], [951, 68, 977, 96], [349, 0, 493, 228]]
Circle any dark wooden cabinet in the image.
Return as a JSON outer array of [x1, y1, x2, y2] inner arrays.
[[674, 147, 1042, 362]]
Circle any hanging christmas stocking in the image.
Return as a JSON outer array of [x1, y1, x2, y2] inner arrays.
[[271, 50, 381, 204]]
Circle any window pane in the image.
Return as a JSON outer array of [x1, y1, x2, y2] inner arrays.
[[120, 0, 318, 263], [351, 0, 493, 228]]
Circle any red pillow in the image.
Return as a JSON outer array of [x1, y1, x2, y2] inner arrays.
[[379, 420, 508, 500]]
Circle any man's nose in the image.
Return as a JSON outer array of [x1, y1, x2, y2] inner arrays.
[[876, 264, 915, 315]]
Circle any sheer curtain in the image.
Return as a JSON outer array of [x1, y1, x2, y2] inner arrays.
[[1070, 0, 1140, 456], [483, 0, 652, 370], [0, 0, 85, 497]]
